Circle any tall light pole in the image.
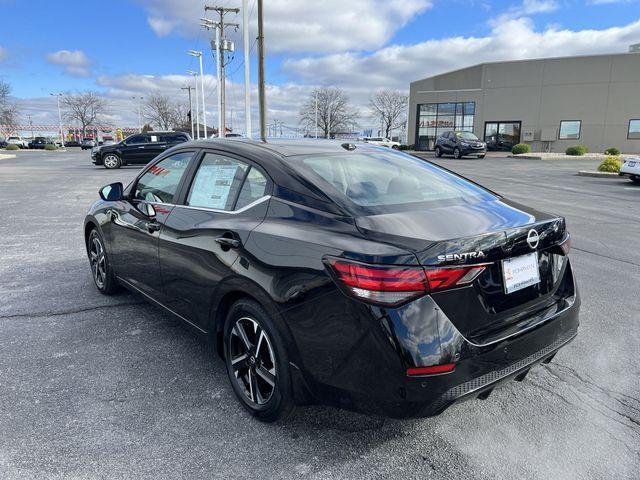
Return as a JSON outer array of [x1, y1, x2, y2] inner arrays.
[[242, 0, 251, 138], [257, 0, 266, 142], [188, 50, 207, 138], [315, 91, 318, 139], [188, 70, 200, 139], [181, 86, 195, 139], [49, 93, 65, 147], [131, 96, 143, 132]]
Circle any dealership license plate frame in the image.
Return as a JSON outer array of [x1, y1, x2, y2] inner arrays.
[[502, 252, 541, 294]]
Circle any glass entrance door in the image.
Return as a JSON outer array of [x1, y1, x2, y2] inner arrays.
[[484, 122, 521, 151]]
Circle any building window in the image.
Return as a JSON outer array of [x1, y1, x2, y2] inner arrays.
[[559, 120, 581, 140], [416, 102, 475, 150], [628, 120, 640, 140]]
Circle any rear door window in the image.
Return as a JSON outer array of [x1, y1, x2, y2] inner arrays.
[[186, 153, 249, 211]]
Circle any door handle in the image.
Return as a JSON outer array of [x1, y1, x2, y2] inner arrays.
[[138, 146, 145, 149], [215, 236, 241, 249], [147, 221, 161, 233]]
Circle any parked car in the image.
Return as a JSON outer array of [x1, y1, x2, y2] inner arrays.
[[435, 131, 486, 159], [65, 140, 81, 148], [81, 138, 97, 150], [28, 136, 54, 149], [363, 137, 400, 149], [91, 131, 191, 169], [6, 136, 28, 149], [84, 139, 579, 422], [620, 156, 640, 184]]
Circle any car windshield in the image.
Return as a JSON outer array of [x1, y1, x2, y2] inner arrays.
[[456, 132, 479, 141], [291, 150, 496, 214]]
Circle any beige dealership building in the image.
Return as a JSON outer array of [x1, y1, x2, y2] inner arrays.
[[408, 51, 640, 153]]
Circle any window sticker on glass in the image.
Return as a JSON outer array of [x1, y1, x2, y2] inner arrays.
[[150, 135, 158, 142], [189, 162, 243, 209]]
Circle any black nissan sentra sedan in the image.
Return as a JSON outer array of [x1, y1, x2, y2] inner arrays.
[[84, 139, 579, 422]]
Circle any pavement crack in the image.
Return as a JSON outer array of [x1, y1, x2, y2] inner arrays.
[[0, 301, 145, 320], [570, 246, 640, 268]]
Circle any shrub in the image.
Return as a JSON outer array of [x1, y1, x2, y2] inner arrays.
[[511, 143, 531, 155], [5, 143, 19, 150], [398, 144, 414, 151], [44, 143, 57, 151], [597, 156, 622, 173], [565, 145, 589, 156], [604, 147, 621, 156]]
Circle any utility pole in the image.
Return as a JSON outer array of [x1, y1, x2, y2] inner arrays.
[[242, 0, 251, 138], [203, 7, 239, 138], [257, 0, 266, 142], [188, 71, 200, 139], [188, 50, 207, 138], [131, 96, 143, 133], [181, 86, 195, 139], [49, 92, 65, 147], [315, 91, 318, 139], [27, 114, 34, 138]]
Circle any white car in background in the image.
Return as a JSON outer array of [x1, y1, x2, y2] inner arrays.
[[362, 137, 401, 149], [620, 156, 640, 184], [6, 136, 29, 148]]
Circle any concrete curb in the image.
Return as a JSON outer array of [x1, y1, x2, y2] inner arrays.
[[577, 171, 622, 178]]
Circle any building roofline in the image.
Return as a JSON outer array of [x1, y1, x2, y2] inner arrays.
[[410, 50, 638, 86]]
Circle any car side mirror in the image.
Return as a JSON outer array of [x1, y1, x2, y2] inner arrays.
[[99, 182, 124, 201]]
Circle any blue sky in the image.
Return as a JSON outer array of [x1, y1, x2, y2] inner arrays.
[[1, 0, 639, 130]]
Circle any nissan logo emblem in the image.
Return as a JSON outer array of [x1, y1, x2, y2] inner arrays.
[[527, 229, 540, 249]]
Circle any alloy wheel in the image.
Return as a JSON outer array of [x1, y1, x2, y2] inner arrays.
[[229, 317, 277, 406], [104, 155, 119, 169], [89, 233, 107, 288]]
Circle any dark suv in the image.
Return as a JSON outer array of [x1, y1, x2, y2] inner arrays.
[[435, 131, 486, 159], [92, 131, 191, 169]]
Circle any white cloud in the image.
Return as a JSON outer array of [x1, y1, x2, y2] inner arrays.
[[0, 46, 6, 62], [137, 0, 433, 53], [284, 18, 640, 91], [45, 49, 91, 77]]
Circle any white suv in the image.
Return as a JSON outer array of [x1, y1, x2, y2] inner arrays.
[[6, 136, 28, 149], [620, 156, 640, 184], [363, 137, 401, 149]]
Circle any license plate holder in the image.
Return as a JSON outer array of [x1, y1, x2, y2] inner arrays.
[[502, 252, 540, 294]]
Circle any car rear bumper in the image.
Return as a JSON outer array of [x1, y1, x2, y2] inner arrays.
[[292, 266, 580, 418]]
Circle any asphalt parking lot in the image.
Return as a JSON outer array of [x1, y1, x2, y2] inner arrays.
[[0, 149, 638, 479]]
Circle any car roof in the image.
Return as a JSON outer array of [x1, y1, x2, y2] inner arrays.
[[185, 138, 379, 157]]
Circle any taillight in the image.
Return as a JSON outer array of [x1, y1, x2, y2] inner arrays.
[[559, 234, 571, 256], [407, 363, 456, 376], [324, 257, 486, 306]]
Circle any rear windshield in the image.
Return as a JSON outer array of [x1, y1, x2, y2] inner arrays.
[[290, 150, 496, 214]]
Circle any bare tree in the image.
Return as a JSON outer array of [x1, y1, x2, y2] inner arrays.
[[299, 87, 359, 138], [62, 91, 108, 137], [0, 80, 17, 131], [369, 89, 408, 139], [142, 93, 186, 131]]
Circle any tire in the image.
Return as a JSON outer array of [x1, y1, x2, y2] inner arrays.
[[631, 175, 640, 184], [453, 148, 462, 159], [478, 154, 486, 159], [87, 228, 119, 295], [103, 154, 121, 169], [435, 146, 443, 158], [391, 145, 399, 150], [223, 299, 294, 422]]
